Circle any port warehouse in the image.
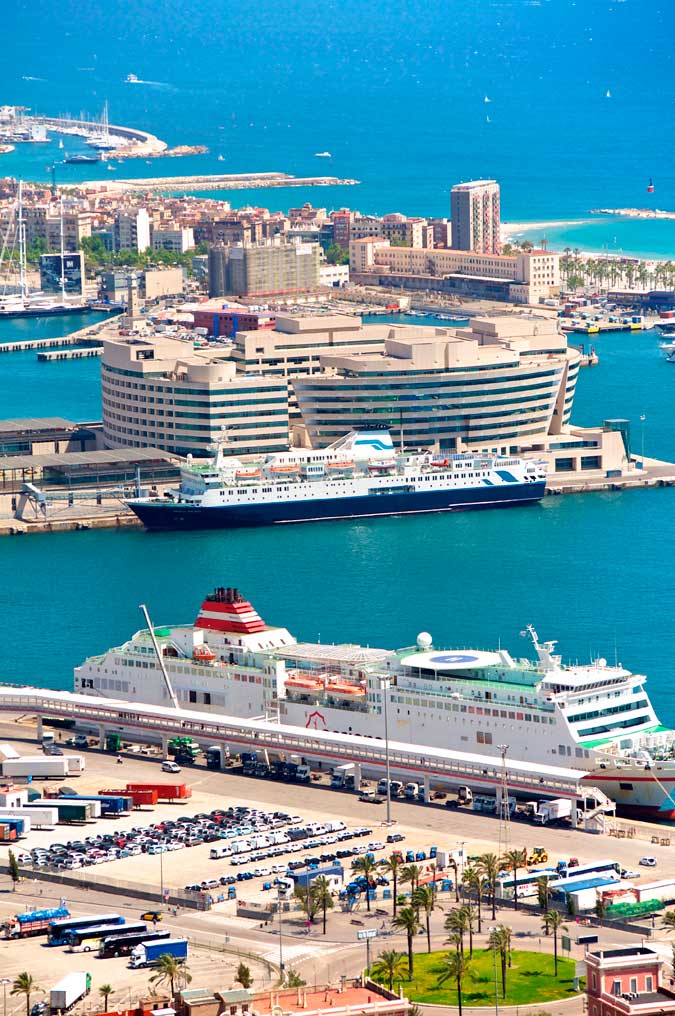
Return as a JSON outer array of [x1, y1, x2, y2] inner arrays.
[[0, 687, 605, 819]]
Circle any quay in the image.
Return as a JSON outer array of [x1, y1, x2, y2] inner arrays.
[[561, 320, 643, 335], [37, 345, 103, 361], [0, 335, 101, 353], [0, 686, 609, 826], [79, 171, 360, 194]]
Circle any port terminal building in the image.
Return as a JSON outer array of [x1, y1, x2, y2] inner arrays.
[[98, 311, 630, 477]]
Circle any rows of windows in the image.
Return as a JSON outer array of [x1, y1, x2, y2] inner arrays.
[[295, 368, 564, 392]]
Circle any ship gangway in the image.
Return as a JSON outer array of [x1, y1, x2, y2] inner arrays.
[[0, 686, 609, 824]]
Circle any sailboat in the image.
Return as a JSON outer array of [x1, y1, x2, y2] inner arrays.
[[605, 89, 611, 98], [58, 139, 64, 149], [484, 95, 491, 103], [0, 185, 84, 318]]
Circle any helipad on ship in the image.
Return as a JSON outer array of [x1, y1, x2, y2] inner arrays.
[[398, 649, 504, 669]]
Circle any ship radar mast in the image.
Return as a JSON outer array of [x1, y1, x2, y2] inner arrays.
[[522, 624, 561, 671], [210, 426, 231, 469]]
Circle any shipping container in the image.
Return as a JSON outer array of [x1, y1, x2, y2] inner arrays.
[[125, 782, 191, 800], [58, 794, 131, 816], [0, 812, 31, 834], [99, 787, 158, 807]]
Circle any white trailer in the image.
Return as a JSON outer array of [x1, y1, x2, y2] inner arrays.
[[49, 971, 91, 1013], [1, 757, 69, 779], [64, 755, 85, 775]]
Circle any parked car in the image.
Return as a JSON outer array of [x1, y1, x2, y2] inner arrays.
[[161, 760, 182, 773], [639, 857, 657, 867]]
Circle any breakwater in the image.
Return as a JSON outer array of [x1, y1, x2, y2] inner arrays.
[[80, 171, 360, 193]]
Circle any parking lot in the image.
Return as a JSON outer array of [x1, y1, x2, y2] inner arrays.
[[5, 721, 675, 911]]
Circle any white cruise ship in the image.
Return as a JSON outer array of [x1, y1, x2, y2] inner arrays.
[[74, 587, 675, 819], [125, 430, 546, 530]]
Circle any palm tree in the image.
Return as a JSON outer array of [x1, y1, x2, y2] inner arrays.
[[99, 985, 114, 1011], [478, 853, 500, 920], [663, 910, 675, 933], [444, 907, 470, 956], [382, 853, 402, 916], [11, 974, 41, 1016], [461, 905, 476, 958], [370, 950, 408, 991], [311, 875, 334, 935], [544, 911, 568, 977], [488, 925, 512, 998], [537, 876, 551, 918], [412, 884, 436, 952], [352, 855, 377, 912], [462, 866, 485, 933], [392, 905, 420, 979], [149, 953, 192, 997], [437, 949, 472, 1016], [501, 849, 527, 910], [400, 863, 422, 895], [294, 882, 320, 923]]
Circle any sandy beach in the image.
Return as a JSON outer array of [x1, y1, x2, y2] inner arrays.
[[501, 218, 597, 239]]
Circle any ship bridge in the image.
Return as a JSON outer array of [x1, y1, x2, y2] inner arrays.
[[0, 684, 612, 825]]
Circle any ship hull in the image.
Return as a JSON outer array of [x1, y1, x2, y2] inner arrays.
[[584, 769, 675, 821], [128, 480, 546, 531]]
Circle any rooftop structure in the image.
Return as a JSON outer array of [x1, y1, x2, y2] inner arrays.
[[208, 242, 320, 298]]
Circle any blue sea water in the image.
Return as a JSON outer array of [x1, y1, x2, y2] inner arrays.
[[1, 313, 675, 728], [3, 0, 675, 257], [0, 312, 108, 420]]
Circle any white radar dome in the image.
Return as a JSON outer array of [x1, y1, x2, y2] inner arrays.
[[417, 632, 433, 649], [598, 657, 607, 668]]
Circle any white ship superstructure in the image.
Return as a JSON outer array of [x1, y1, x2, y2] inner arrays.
[[76, 592, 672, 777]]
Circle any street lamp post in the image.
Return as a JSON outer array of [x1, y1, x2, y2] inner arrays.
[[278, 888, 285, 978], [159, 846, 164, 903], [0, 978, 10, 1016], [379, 678, 392, 825]]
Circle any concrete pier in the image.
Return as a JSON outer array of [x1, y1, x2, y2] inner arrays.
[[37, 346, 103, 361]]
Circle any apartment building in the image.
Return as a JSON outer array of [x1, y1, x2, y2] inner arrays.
[[113, 208, 151, 252], [350, 237, 560, 304], [208, 242, 320, 298], [451, 179, 501, 254], [101, 334, 289, 455], [152, 227, 195, 253]]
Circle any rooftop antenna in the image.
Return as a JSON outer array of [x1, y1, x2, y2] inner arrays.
[[139, 603, 179, 709]]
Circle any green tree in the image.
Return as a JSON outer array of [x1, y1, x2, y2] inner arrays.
[[11, 974, 41, 1016], [8, 848, 20, 890], [489, 925, 512, 998], [462, 866, 485, 933], [149, 953, 192, 996], [412, 884, 436, 953], [400, 862, 422, 894], [445, 907, 471, 957], [283, 970, 306, 988], [324, 243, 349, 265], [478, 853, 500, 920], [311, 875, 334, 935], [25, 237, 49, 266], [352, 855, 377, 912], [235, 963, 252, 989], [537, 876, 551, 918], [99, 985, 114, 1011], [370, 949, 408, 990], [294, 882, 320, 922], [392, 905, 420, 979], [382, 853, 402, 916], [663, 910, 675, 933], [544, 911, 568, 977], [594, 898, 607, 922], [437, 949, 472, 1016], [501, 849, 527, 911]]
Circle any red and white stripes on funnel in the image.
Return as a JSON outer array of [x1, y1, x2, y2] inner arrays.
[[195, 598, 266, 633]]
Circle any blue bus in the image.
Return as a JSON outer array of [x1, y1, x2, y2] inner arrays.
[[48, 913, 124, 946]]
